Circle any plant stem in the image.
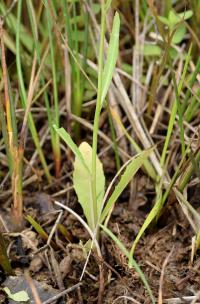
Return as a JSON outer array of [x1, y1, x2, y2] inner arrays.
[[0, 17, 23, 225], [92, 1, 106, 227], [46, 0, 61, 177]]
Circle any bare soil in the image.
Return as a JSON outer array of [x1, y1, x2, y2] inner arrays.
[[1, 173, 200, 304]]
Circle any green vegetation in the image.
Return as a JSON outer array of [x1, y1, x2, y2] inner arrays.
[[0, 1, 200, 302]]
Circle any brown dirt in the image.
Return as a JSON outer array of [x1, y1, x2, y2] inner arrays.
[[1, 180, 200, 304]]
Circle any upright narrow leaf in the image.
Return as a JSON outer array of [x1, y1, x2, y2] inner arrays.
[[101, 12, 120, 105], [105, 0, 112, 12], [53, 125, 89, 172], [100, 148, 154, 223], [129, 181, 163, 261], [100, 225, 155, 304], [73, 142, 105, 231]]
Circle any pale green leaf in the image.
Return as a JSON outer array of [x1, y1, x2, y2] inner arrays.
[[178, 10, 193, 21], [196, 230, 200, 252], [174, 188, 200, 232], [172, 25, 186, 44], [143, 44, 161, 56], [129, 180, 163, 260], [100, 225, 155, 304], [158, 16, 170, 26], [169, 10, 180, 26], [53, 125, 89, 172], [101, 12, 120, 105], [166, 9, 193, 29], [73, 142, 105, 231], [174, 188, 200, 254], [110, 109, 156, 180], [4, 32, 16, 54], [105, 0, 112, 12], [3, 287, 30, 302], [100, 148, 154, 223], [91, 3, 101, 15], [71, 30, 85, 42]]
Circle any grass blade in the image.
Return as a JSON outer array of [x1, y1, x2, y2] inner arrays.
[[110, 107, 157, 180], [100, 224, 155, 304], [53, 125, 89, 172], [160, 43, 192, 167], [16, 0, 51, 183], [44, 0, 61, 177], [129, 180, 163, 258], [91, 1, 106, 234], [100, 148, 154, 224], [101, 12, 120, 106], [26, 215, 57, 249]]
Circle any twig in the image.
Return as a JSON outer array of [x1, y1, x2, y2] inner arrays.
[[25, 272, 42, 304], [47, 211, 63, 246], [113, 296, 141, 304], [53, 201, 101, 257], [41, 283, 81, 304], [49, 247, 64, 290], [164, 295, 200, 304], [191, 291, 200, 304], [158, 246, 174, 304]]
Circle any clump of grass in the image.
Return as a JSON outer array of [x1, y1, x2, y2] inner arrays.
[[62, 1, 89, 138], [16, 0, 51, 183], [43, 0, 61, 177]]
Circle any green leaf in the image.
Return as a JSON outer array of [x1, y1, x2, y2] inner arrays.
[[159, 10, 193, 30], [100, 148, 154, 223], [73, 142, 105, 231], [105, 0, 112, 12], [158, 16, 170, 26], [172, 25, 186, 44], [100, 225, 155, 304], [91, 3, 101, 15], [174, 188, 200, 232], [101, 12, 120, 105], [169, 10, 180, 26], [4, 32, 16, 54], [26, 215, 58, 250], [161, 42, 192, 166], [174, 187, 200, 255], [143, 44, 162, 56], [169, 47, 178, 58], [129, 180, 163, 258], [178, 10, 193, 21], [110, 109, 156, 180], [71, 30, 85, 42], [26, 215, 49, 241], [196, 230, 200, 252], [3, 287, 29, 302], [53, 125, 89, 172]]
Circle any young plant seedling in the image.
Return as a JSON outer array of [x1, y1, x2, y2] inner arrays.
[[54, 8, 154, 238], [54, 126, 153, 236]]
